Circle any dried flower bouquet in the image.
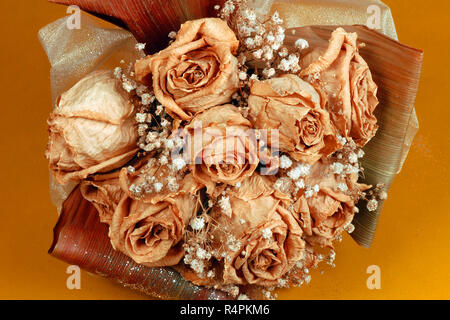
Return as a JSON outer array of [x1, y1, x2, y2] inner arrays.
[[42, 0, 423, 299]]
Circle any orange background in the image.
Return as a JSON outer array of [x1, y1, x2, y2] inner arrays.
[[0, 0, 449, 299]]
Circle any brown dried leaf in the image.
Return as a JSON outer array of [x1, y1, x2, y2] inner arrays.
[[49, 0, 224, 53]]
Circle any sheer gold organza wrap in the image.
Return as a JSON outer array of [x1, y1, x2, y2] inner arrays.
[[40, 0, 422, 299]]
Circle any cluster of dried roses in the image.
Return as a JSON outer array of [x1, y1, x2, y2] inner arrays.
[[46, 17, 378, 294]]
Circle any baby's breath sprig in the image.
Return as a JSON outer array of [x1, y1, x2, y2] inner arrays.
[[219, 0, 307, 79]]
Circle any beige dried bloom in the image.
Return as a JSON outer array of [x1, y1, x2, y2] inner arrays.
[[135, 18, 240, 120], [46, 70, 138, 184]]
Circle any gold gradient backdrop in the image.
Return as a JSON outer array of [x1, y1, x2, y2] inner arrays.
[[0, 0, 448, 299]]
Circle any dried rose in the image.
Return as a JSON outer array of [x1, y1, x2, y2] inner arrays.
[[109, 191, 199, 267], [294, 191, 354, 248], [300, 27, 379, 147], [210, 175, 306, 287], [46, 70, 138, 184], [291, 159, 364, 247], [248, 74, 339, 164], [135, 18, 240, 121], [183, 105, 259, 195], [80, 154, 202, 267]]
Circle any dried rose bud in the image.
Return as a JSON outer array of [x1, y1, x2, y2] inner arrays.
[[46, 70, 138, 184]]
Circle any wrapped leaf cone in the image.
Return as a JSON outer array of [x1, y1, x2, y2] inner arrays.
[[43, 0, 423, 299], [49, 0, 225, 53]]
